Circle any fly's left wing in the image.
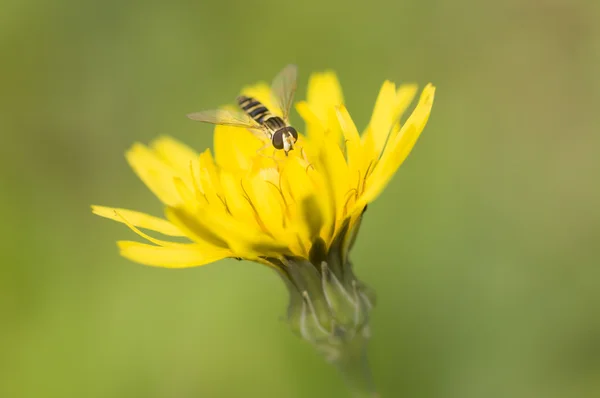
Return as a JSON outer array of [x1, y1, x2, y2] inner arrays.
[[187, 109, 259, 128], [187, 109, 269, 141]]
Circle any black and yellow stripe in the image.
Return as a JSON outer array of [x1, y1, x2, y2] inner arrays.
[[237, 95, 285, 129]]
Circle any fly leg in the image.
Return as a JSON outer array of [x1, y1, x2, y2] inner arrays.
[[255, 140, 278, 162]]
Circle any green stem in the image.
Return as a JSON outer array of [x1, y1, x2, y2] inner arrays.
[[333, 331, 379, 398]]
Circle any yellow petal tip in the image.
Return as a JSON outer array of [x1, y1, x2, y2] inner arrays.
[[91, 205, 111, 218]]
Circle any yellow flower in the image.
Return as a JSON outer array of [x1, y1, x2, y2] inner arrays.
[[92, 73, 434, 268], [92, 68, 434, 396]]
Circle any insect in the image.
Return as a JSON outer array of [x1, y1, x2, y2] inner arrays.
[[187, 64, 299, 155]]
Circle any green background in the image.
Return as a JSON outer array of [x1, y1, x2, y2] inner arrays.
[[2, 1, 599, 397]]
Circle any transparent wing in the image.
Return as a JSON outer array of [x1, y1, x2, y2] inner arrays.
[[187, 109, 259, 128], [187, 109, 269, 141], [271, 64, 298, 122]]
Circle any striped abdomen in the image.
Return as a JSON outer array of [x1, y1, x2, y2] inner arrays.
[[237, 95, 285, 131]]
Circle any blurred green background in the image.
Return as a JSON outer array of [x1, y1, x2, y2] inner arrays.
[[2, 0, 599, 397]]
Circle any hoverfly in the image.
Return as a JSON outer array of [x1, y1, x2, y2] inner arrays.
[[187, 64, 299, 155]]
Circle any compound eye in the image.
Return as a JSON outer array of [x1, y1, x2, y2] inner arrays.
[[288, 127, 298, 141], [271, 131, 284, 149]]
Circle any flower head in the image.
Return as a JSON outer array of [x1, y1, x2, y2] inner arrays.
[[93, 72, 434, 268], [92, 67, 434, 395]]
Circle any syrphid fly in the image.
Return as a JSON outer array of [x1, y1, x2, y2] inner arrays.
[[187, 64, 299, 155]]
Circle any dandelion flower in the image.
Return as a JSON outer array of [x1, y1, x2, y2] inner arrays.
[[92, 67, 435, 396]]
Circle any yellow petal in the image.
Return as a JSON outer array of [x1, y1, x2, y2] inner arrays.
[[296, 100, 326, 141], [299, 195, 324, 243], [300, 156, 336, 244], [317, 136, 350, 231], [188, 158, 209, 208], [247, 172, 285, 236], [394, 84, 418, 121], [213, 125, 265, 171], [165, 207, 229, 249], [167, 206, 287, 258], [386, 84, 435, 161], [150, 136, 198, 177], [126, 143, 183, 206], [361, 82, 420, 165], [193, 149, 227, 211], [364, 81, 397, 156], [335, 105, 363, 182], [359, 132, 376, 181], [307, 71, 343, 122], [172, 176, 198, 212], [198, 149, 220, 191], [118, 241, 230, 268], [299, 71, 344, 143], [247, 172, 304, 254], [360, 84, 435, 205], [219, 170, 261, 228], [280, 157, 315, 204], [102, 208, 186, 248], [279, 159, 327, 255], [91, 205, 184, 237]]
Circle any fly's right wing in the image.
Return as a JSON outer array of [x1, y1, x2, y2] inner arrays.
[[271, 64, 298, 123]]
